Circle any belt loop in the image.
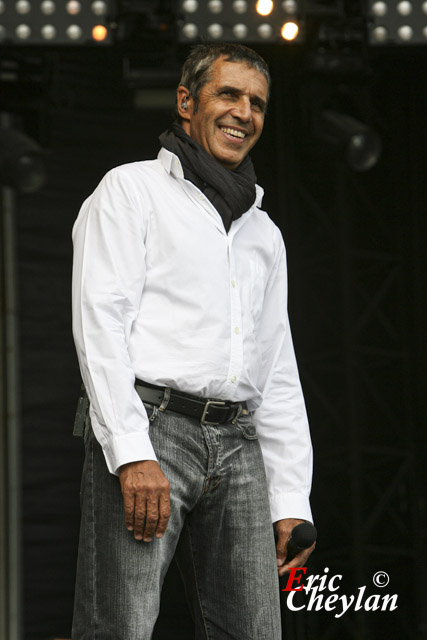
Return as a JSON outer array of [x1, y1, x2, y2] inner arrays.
[[158, 387, 171, 412], [231, 403, 243, 424], [149, 406, 159, 422]]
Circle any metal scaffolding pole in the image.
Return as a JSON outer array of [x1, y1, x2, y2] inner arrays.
[[0, 111, 23, 640]]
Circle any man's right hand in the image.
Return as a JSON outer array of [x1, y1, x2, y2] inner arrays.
[[119, 460, 170, 542]]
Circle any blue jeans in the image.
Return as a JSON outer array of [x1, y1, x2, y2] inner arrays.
[[72, 403, 282, 639]]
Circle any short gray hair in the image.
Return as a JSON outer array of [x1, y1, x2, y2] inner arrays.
[[177, 43, 271, 116]]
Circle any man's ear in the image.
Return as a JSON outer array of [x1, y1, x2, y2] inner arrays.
[[177, 86, 193, 122]]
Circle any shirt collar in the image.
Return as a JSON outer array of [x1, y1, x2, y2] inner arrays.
[[158, 147, 264, 209], [158, 147, 184, 179]]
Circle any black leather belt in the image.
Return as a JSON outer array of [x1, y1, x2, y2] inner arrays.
[[135, 379, 248, 426]]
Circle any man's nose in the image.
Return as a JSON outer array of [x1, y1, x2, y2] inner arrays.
[[231, 97, 252, 122]]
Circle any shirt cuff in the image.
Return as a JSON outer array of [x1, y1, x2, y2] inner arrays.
[[268, 492, 313, 524], [102, 430, 158, 475]]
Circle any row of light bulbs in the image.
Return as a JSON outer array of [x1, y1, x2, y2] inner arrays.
[[182, 20, 299, 40], [371, 0, 427, 16], [371, 24, 427, 40], [183, 0, 426, 15], [0, 0, 108, 15], [182, 0, 298, 15], [2, 22, 108, 39]]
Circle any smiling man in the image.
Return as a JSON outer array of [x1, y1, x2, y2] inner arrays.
[[178, 56, 267, 168], [72, 43, 313, 640]]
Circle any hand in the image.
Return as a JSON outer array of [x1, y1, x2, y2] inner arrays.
[[274, 518, 316, 577], [119, 460, 170, 542]]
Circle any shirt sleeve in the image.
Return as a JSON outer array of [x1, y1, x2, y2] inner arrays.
[[72, 167, 157, 474], [253, 229, 313, 524]]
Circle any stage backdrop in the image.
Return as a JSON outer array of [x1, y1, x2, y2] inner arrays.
[[15, 45, 426, 640]]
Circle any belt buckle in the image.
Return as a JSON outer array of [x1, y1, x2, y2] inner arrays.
[[201, 400, 226, 425]]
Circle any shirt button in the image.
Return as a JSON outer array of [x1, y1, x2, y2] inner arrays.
[[199, 195, 204, 201], [231, 280, 236, 288], [234, 326, 240, 334], [231, 376, 237, 383]]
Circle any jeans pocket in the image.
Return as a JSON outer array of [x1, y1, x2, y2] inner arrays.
[[235, 414, 258, 440]]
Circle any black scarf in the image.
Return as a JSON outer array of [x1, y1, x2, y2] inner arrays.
[[159, 123, 257, 233]]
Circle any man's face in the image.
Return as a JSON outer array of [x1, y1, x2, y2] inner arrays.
[[178, 57, 268, 170]]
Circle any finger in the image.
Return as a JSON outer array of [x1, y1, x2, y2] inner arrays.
[[275, 535, 291, 567], [276, 545, 288, 567], [155, 495, 171, 538], [143, 497, 159, 542], [278, 542, 316, 577], [122, 489, 136, 531], [133, 494, 147, 541]]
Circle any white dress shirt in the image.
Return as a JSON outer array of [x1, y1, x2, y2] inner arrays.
[[72, 147, 313, 523]]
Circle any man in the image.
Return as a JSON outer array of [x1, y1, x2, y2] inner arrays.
[[72, 43, 314, 640]]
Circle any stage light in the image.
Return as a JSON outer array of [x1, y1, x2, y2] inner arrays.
[[0, 0, 113, 44], [92, 24, 107, 40], [16, 23, 30, 38], [15, 0, 31, 14], [208, 0, 223, 13], [66, 24, 82, 39], [207, 22, 223, 38], [91, 0, 107, 15], [372, 1, 387, 17], [233, 0, 247, 12], [281, 21, 298, 40], [233, 22, 248, 38], [41, 23, 55, 38], [368, 0, 427, 45], [179, 0, 304, 43], [182, 22, 198, 38], [318, 110, 382, 172], [258, 22, 273, 38], [182, 0, 198, 10], [256, 0, 273, 17], [0, 128, 46, 193], [397, 24, 413, 39], [40, 1, 55, 15], [282, 0, 297, 15], [397, 1, 412, 15], [372, 25, 388, 42], [66, 0, 81, 16]]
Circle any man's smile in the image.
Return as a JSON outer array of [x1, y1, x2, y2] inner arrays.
[[219, 126, 248, 141]]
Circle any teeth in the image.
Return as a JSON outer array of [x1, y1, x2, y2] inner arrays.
[[220, 127, 246, 139]]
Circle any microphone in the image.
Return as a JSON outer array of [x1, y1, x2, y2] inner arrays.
[[286, 522, 317, 562]]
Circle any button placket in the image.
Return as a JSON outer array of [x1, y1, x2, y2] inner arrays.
[[226, 233, 243, 391]]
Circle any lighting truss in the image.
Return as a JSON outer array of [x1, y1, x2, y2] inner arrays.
[[177, 0, 305, 44], [368, 0, 427, 45], [0, 0, 115, 45]]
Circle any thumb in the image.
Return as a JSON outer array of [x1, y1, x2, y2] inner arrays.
[[276, 537, 289, 567]]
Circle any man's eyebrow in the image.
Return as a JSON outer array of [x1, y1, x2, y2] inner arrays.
[[217, 85, 266, 111]]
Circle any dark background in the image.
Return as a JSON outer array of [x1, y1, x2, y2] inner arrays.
[[5, 39, 426, 640]]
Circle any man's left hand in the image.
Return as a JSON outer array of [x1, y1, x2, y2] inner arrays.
[[274, 518, 316, 577]]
